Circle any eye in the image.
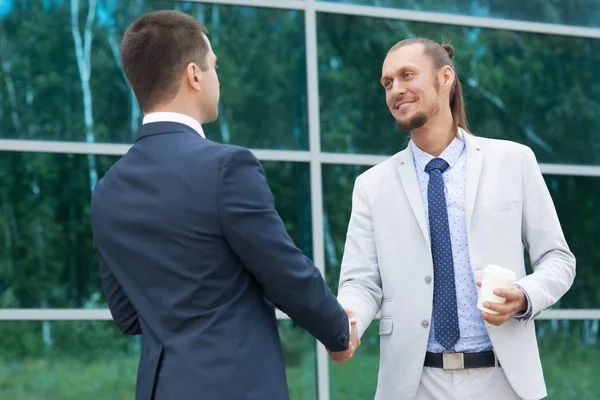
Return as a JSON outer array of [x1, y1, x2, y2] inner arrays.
[[383, 80, 392, 89], [403, 71, 414, 79]]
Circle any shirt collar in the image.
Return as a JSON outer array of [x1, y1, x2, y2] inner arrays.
[[410, 128, 465, 172], [142, 112, 205, 138]]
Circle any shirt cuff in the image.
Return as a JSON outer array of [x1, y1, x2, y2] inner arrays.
[[512, 284, 532, 320]]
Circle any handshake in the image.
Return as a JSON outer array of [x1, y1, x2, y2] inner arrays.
[[328, 307, 361, 364]]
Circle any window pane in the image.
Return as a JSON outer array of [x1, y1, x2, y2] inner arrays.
[[263, 161, 313, 257], [0, 152, 311, 308], [0, 320, 316, 400], [0, 152, 119, 309], [544, 175, 600, 309], [323, 165, 598, 308], [321, 0, 600, 27], [318, 13, 600, 164], [328, 319, 600, 398], [0, 2, 308, 149], [197, 5, 308, 150], [322, 164, 369, 292]]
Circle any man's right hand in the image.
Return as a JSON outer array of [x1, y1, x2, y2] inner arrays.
[[328, 307, 360, 364]]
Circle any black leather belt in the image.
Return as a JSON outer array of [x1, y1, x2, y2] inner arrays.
[[424, 351, 499, 370]]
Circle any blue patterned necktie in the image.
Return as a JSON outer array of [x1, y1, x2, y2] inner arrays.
[[425, 157, 460, 351]]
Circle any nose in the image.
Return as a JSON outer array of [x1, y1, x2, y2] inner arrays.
[[390, 79, 406, 96]]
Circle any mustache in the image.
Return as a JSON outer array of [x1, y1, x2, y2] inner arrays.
[[392, 97, 417, 106]]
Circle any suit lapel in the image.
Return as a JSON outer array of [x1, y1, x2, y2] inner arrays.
[[397, 147, 430, 247], [464, 132, 483, 234]]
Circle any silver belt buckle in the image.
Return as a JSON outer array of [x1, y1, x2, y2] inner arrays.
[[442, 353, 464, 370]]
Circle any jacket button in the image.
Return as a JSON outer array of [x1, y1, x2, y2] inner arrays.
[[421, 320, 430, 329], [425, 275, 432, 284]]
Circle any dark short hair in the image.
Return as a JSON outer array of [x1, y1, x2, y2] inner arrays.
[[120, 10, 209, 112]]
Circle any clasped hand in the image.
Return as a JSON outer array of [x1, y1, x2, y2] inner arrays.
[[327, 307, 360, 364]]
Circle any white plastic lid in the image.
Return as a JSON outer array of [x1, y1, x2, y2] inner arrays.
[[484, 264, 516, 281]]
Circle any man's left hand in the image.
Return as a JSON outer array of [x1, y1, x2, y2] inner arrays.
[[476, 282, 528, 326]]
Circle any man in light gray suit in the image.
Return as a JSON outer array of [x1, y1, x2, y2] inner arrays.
[[329, 38, 575, 399]]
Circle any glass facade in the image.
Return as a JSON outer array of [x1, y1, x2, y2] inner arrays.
[[1, 1, 597, 399], [0, 2, 308, 149], [323, 0, 600, 27], [0, 152, 310, 309], [318, 12, 600, 163]]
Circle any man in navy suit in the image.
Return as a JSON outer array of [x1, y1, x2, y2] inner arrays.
[[90, 10, 357, 400]]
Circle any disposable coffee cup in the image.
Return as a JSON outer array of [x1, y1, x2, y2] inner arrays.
[[476, 264, 516, 315]]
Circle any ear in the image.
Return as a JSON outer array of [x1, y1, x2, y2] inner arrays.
[[441, 65, 455, 90], [185, 62, 203, 93]]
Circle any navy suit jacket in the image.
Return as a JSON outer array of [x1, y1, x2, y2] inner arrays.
[[91, 122, 350, 399]]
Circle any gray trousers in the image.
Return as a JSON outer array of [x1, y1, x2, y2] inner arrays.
[[415, 366, 527, 400]]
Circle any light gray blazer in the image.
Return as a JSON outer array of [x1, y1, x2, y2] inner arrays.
[[337, 131, 575, 400]]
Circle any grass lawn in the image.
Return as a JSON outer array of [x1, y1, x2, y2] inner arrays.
[[0, 356, 138, 400], [0, 342, 598, 399], [0, 355, 317, 400]]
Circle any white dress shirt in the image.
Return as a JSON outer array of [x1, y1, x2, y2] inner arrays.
[[142, 112, 205, 138], [410, 129, 531, 353], [411, 130, 493, 353]]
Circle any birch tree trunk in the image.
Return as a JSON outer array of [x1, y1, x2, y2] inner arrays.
[[71, 0, 98, 194], [1, 59, 22, 132]]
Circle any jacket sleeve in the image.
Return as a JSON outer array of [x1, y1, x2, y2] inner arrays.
[[218, 147, 349, 352], [97, 246, 142, 335], [336, 175, 383, 338], [515, 147, 576, 321]]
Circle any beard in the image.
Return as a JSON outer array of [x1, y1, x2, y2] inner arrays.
[[396, 112, 428, 131], [396, 102, 440, 131]]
